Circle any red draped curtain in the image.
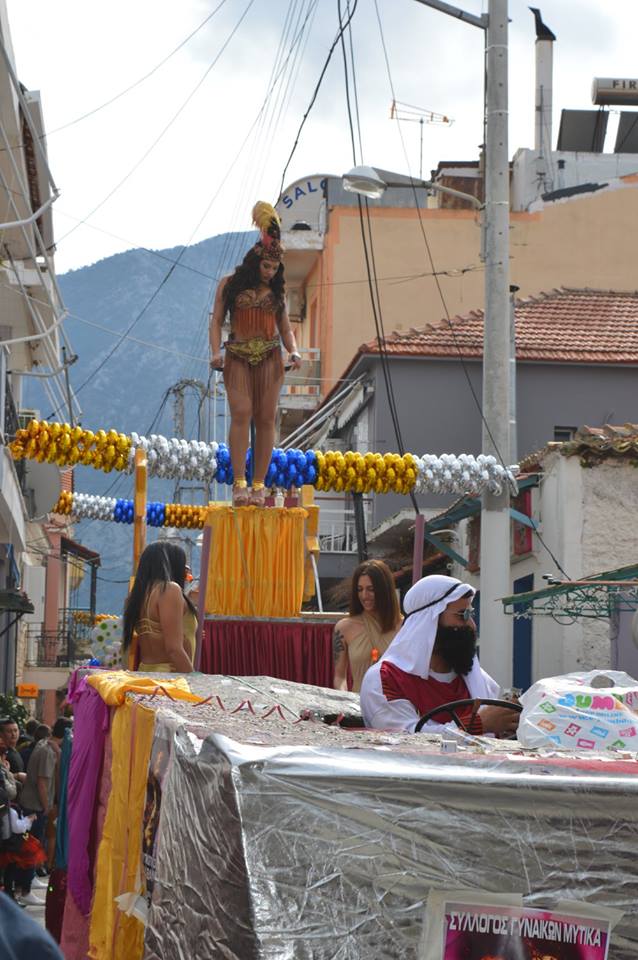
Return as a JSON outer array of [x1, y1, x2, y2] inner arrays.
[[201, 619, 334, 689]]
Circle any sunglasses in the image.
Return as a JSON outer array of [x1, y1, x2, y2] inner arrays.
[[456, 607, 475, 622]]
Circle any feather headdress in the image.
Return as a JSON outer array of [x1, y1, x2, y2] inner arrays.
[[252, 201, 284, 262]]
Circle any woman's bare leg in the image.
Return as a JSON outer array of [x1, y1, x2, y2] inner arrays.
[[225, 383, 253, 482], [252, 376, 283, 484]]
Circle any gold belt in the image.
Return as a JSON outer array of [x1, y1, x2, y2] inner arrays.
[[226, 337, 280, 366]]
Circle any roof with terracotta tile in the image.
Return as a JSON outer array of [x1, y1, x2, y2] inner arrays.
[[519, 423, 638, 471], [358, 288, 638, 364]]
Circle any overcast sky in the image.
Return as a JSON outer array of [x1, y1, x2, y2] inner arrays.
[[7, 0, 638, 274]]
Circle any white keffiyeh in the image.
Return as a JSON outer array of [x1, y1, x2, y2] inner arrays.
[[360, 575, 500, 732]]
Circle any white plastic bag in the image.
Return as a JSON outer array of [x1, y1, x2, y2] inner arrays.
[[518, 669, 638, 752]]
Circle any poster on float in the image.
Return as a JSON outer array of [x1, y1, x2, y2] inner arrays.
[[141, 722, 173, 901], [420, 892, 615, 960]]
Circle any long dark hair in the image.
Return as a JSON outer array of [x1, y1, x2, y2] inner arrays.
[[222, 247, 286, 318], [123, 541, 196, 650], [348, 559, 401, 634]]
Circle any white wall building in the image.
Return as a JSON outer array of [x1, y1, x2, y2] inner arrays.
[[0, 2, 79, 698], [454, 426, 638, 686]]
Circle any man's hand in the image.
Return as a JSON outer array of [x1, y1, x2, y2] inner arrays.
[[479, 705, 520, 737], [210, 353, 224, 371]]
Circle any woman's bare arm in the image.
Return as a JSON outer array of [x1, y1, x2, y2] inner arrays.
[[333, 618, 350, 691], [277, 306, 301, 370], [157, 583, 193, 673]]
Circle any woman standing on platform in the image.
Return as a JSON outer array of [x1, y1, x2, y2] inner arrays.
[[333, 559, 402, 693], [123, 542, 196, 673], [209, 202, 302, 507]]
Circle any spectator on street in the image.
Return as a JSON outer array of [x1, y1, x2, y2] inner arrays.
[[17, 719, 38, 766], [13, 724, 55, 905], [0, 893, 64, 958], [0, 718, 26, 783]]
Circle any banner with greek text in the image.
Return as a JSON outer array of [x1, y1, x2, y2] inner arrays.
[[421, 894, 613, 960]]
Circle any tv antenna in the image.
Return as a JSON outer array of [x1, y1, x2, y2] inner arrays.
[[390, 100, 453, 179]]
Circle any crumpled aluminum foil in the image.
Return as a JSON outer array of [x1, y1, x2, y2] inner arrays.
[[137, 675, 638, 959]]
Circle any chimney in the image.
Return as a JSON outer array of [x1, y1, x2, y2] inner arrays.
[[530, 7, 556, 159]]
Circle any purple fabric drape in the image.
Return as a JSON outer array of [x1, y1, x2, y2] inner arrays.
[[65, 674, 110, 916], [200, 619, 334, 688]]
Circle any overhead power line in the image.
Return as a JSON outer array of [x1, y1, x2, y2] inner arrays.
[[56, 0, 257, 246], [278, 0, 359, 195], [46, 0, 232, 136], [373, 0, 568, 577]]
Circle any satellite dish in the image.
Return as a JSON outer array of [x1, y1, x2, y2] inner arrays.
[[22, 461, 63, 520]]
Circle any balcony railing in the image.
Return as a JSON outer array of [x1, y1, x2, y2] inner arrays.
[[317, 497, 372, 554], [25, 608, 96, 668], [25, 631, 80, 668], [280, 348, 321, 409]]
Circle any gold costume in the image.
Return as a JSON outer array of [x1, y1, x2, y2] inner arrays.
[[223, 288, 285, 405], [137, 603, 197, 673]]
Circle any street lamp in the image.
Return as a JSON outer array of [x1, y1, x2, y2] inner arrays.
[[343, 165, 483, 210]]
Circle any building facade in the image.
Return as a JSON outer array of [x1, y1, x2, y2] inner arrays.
[[0, 3, 85, 716], [456, 426, 638, 686]]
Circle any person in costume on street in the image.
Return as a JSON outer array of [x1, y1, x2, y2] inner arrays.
[[0, 894, 64, 958], [333, 560, 402, 693], [0, 806, 47, 903], [123, 541, 197, 673], [209, 201, 302, 506], [360, 574, 520, 736]]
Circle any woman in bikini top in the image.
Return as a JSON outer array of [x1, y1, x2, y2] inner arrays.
[[123, 541, 197, 673]]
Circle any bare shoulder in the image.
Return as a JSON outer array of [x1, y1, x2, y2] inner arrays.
[[157, 582, 185, 606], [333, 617, 360, 640]]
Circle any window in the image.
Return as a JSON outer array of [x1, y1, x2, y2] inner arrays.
[[553, 426, 577, 442]]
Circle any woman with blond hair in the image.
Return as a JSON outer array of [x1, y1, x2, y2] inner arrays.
[[333, 559, 402, 693]]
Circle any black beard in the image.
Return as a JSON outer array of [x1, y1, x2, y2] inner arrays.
[[433, 624, 477, 676]]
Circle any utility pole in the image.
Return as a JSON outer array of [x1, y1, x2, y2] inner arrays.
[[61, 345, 77, 427], [414, 0, 513, 686], [168, 378, 211, 504], [478, 0, 511, 687]]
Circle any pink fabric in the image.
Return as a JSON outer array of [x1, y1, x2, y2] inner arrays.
[[65, 675, 110, 915], [200, 618, 334, 688], [60, 726, 113, 959], [59, 888, 89, 960]]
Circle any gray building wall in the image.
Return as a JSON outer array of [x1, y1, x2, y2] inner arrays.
[[343, 355, 638, 529]]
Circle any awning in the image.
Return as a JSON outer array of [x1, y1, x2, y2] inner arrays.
[[60, 536, 101, 566], [0, 589, 34, 615], [501, 562, 638, 620]]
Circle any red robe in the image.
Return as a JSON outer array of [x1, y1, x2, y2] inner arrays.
[[379, 661, 484, 733]]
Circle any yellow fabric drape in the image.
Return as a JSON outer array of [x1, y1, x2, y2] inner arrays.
[[88, 699, 155, 960], [301, 486, 319, 603], [87, 670, 202, 706], [204, 505, 307, 617]]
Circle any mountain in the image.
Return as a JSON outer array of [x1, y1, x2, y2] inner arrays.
[[28, 230, 254, 615]]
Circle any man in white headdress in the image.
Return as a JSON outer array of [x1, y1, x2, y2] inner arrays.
[[360, 574, 520, 736]]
